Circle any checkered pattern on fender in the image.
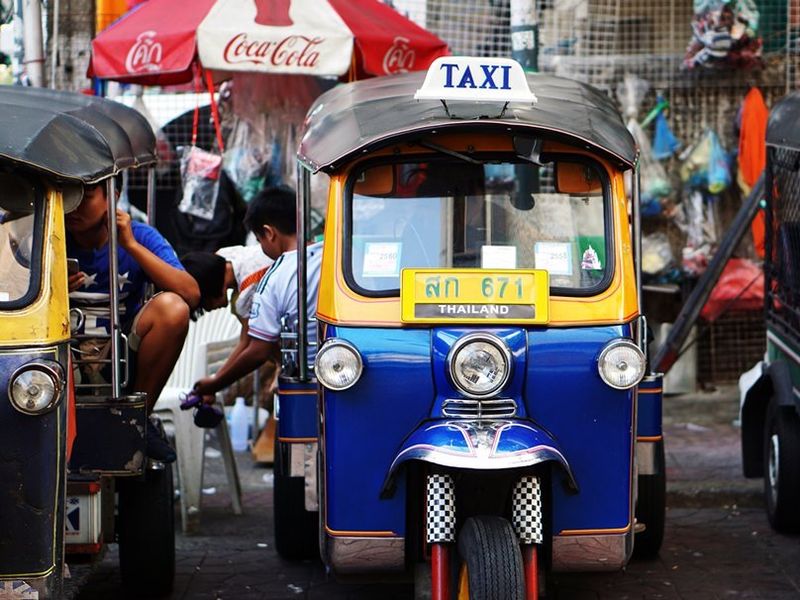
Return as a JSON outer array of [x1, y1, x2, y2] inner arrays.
[[426, 474, 456, 543], [513, 475, 543, 544]]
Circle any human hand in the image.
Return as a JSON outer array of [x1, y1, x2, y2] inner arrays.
[[193, 376, 217, 397], [68, 272, 85, 292], [115, 208, 136, 250]]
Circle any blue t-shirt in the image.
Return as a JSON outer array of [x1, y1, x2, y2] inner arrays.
[[67, 221, 184, 335]]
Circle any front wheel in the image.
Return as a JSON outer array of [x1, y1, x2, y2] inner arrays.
[[117, 462, 176, 597], [763, 400, 800, 532], [456, 516, 525, 600]]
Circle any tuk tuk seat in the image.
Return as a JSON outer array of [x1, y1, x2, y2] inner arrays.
[[154, 307, 243, 534]]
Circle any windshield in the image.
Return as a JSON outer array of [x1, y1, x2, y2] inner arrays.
[[0, 174, 43, 306], [346, 157, 610, 296]]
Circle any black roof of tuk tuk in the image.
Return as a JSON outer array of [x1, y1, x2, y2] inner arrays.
[[0, 86, 157, 183], [298, 70, 638, 172], [767, 92, 800, 151]]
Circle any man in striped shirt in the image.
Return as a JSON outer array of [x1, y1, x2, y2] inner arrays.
[[192, 186, 322, 396]]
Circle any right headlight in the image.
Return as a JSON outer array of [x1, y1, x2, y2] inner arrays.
[[315, 339, 363, 391], [597, 339, 646, 390]]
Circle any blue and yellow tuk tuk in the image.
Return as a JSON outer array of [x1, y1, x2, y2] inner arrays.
[[276, 57, 665, 598], [0, 87, 174, 598]]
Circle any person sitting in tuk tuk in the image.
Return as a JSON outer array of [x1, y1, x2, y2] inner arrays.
[[66, 176, 201, 462], [191, 185, 322, 398]]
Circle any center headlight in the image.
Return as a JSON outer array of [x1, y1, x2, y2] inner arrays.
[[8, 361, 64, 415], [448, 333, 512, 398]]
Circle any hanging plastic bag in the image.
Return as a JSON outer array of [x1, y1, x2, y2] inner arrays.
[[178, 69, 226, 220], [679, 129, 730, 193], [652, 96, 682, 160], [178, 146, 222, 220], [629, 119, 671, 215]]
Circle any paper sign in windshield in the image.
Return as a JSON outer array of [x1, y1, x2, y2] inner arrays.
[[362, 242, 402, 278], [481, 245, 517, 269], [534, 242, 573, 276]]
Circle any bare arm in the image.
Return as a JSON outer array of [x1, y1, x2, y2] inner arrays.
[[117, 209, 201, 308], [193, 334, 279, 396]]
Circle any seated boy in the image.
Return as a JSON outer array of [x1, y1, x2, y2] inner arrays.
[[192, 186, 322, 397], [66, 177, 200, 461]]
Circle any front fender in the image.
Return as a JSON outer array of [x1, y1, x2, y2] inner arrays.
[[381, 419, 578, 497]]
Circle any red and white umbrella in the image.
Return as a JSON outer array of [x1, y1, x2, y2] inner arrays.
[[90, 0, 450, 85]]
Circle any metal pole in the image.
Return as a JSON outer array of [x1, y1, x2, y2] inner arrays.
[[146, 168, 156, 226], [510, 0, 538, 72], [49, 0, 58, 87], [11, 0, 25, 84], [21, 0, 43, 86], [632, 165, 645, 350], [107, 176, 121, 399], [296, 165, 310, 381]]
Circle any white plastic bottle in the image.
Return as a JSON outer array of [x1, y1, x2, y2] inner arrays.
[[230, 396, 249, 452]]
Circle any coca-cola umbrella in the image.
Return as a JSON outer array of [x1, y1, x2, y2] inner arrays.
[[89, 0, 449, 85]]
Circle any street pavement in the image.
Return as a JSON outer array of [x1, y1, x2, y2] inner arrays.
[[74, 385, 800, 599]]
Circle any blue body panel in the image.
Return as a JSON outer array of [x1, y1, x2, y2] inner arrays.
[[525, 325, 633, 533], [0, 348, 65, 579], [277, 379, 318, 440], [321, 324, 636, 537], [322, 327, 433, 535], [637, 375, 664, 438]]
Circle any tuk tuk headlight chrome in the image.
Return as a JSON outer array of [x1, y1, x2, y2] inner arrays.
[[8, 361, 65, 415], [315, 339, 363, 391], [597, 340, 646, 390], [448, 334, 512, 399]]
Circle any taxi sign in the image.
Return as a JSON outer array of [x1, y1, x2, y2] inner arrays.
[[414, 57, 538, 104], [401, 268, 549, 325]]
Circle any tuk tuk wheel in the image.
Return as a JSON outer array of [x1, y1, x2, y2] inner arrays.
[[117, 462, 176, 597], [273, 438, 319, 559], [763, 400, 800, 533], [633, 441, 666, 559], [456, 516, 525, 600]]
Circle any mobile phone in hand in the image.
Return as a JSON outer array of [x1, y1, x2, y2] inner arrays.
[[67, 258, 80, 276]]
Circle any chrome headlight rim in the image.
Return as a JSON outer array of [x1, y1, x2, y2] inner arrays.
[[597, 339, 646, 390], [314, 338, 363, 391], [447, 332, 513, 399], [7, 360, 65, 415]]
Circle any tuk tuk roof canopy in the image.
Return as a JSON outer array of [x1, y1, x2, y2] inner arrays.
[[0, 86, 157, 184], [298, 70, 638, 173], [766, 91, 800, 150]]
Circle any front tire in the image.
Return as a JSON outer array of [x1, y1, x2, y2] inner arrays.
[[273, 439, 318, 559], [457, 516, 525, 600], [117, 462, 176, 597], [763, 400, 800, 532]]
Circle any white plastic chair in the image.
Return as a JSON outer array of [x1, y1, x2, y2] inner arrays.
[[154, 308, 243, 534]]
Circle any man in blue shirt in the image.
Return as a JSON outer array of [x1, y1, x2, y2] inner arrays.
[[67, 180, 200, 461]]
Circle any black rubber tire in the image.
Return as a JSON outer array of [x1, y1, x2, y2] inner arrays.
[[763, 400, 800, 533], [456, 516, 525, 600], [273, 439, 319, 560], [117, 463, 176, 598], [634, 441, 666, 559]]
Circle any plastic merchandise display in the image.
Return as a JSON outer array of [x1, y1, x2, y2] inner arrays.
[[229, 396, 249, 452]]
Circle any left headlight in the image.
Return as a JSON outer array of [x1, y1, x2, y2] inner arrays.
[[597, 339, 646, 390], [8, 361, 65, 415], [315, 339, 363, 391]]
